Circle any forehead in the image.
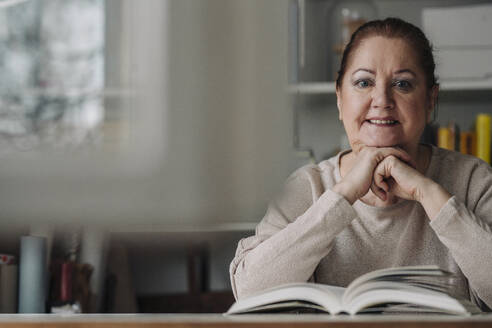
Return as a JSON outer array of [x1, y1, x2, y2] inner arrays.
[[347, 36, 419, 73]]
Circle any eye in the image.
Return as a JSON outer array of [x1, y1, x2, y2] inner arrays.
[[354, 79, 373, 89], [393, 80, 412, 90]]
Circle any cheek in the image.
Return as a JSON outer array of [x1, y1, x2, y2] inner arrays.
[[404, 93, 428, 117], [399, 97, 429, 134], [342, 96, 370, 126], [340, 98, 370, 143]]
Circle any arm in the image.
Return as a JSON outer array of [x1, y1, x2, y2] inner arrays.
[[373, 155, 492, 310], [426, 164, 492, 310], [230, 169, 358, 300]]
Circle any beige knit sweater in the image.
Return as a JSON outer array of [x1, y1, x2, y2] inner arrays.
[[230, 145, 492, 311]]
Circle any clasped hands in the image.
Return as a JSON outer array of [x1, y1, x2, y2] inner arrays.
[[332, 146, 451, 220]]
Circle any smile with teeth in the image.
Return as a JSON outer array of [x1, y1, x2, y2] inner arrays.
[[368, 120, 398, 125]]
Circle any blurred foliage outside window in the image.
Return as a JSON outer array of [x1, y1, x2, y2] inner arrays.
[[0, 0, 105, 153]]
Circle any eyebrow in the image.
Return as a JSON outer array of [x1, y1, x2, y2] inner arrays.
[[351, 68, 417, 77], [352, 68, 375, 76], [394, 69, 416, 77]]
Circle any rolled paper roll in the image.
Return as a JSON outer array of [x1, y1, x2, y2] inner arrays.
[[18, 236, 47, 313]]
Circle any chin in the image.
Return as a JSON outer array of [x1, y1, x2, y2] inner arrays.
[[365, 140, 399, 148]]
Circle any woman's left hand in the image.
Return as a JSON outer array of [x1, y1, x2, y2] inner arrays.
[[372, 155, 452, 220], [372, 155, 425, 202]]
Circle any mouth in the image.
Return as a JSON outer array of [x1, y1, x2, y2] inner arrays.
[[366, 119, 400, 126]]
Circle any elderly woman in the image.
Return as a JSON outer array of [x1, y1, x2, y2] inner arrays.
[[229, 17, 492, 311]]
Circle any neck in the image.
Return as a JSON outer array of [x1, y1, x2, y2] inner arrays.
[[410, 143, 431, 175]]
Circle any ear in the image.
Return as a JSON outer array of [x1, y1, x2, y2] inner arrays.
[[426, 84, 439, 123], [336, 87, 343, 121]]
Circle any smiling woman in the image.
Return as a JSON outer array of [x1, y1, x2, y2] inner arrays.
[[230, 17, 492, 313], [335, 35, 438, 208]]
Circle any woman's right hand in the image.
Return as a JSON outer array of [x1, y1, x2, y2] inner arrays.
[[332, 146, 416, 204]]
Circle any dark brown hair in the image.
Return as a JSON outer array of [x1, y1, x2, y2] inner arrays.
[[336, 17, 438, 90]]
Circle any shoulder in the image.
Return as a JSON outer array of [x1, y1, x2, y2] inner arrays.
[[286, 154, 339, 194], [429, 146, 492, 205], [270, 153, 340, 214], [431, 146, 492, 176], [254, 153, 341, 233]]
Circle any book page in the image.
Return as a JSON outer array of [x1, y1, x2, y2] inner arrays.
[[344, 288, 471, 315], [227, 283, 345, 314], [343, 281, 448, 304], [344, 265, 447, 300]]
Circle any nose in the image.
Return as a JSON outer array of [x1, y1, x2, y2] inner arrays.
[[371, 83, 394, 110]]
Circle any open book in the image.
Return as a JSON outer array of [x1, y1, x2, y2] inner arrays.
[[227, 266, 481, 315]]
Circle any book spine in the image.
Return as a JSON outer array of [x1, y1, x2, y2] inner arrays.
[[471, 131, 477, 156], [0, 264, 18, 313], [476, 114, 491, 164], [18, 236, 47, 313], [460, 131, 477, 155], [451, 122, 460, 151], [460, 132, 468, 154]]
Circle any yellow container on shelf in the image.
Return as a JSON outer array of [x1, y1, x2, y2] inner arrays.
[[476, 114, 491, 164], [438, 127, 453, 150]]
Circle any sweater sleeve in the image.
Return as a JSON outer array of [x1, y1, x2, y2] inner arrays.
[[430, 162, 492, 311], [229, 168, 358, 300]]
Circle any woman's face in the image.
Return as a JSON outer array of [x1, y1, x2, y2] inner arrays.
[[336, 36, 437, 154]]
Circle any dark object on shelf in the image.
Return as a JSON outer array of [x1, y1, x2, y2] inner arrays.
[[49, 260, 93, 313], [137, 291, 235, 313], [60, 262, 74, 302], [137, 242, 234, 313], [102, 273, 117, 313], [72, 263, 93, 313]]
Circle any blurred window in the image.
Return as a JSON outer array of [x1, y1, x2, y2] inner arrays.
[[0, 0, 107, 152]]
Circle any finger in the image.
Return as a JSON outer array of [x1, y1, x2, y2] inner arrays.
[[373, 161, 390, 193], [374, 147, 415, 168], [377, 178, 390, 193], [391, 146, 417, 168], [371, 181, 387, 201]]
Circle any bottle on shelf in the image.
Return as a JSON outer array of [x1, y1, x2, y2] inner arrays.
[[330, 0, 378, 80], [476, 113, 491, 164]]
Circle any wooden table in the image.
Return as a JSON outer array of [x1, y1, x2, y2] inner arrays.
[[0, 314, 492, 328]]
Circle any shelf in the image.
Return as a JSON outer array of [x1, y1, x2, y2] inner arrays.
[[288, 79, 492, 95], [439, 79, 492, 91], [288, 82, 336, 94], [109, 222, 257, 233]]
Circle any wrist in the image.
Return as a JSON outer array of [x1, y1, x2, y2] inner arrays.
[[417, 178, 452, 220], [332, 182, 358, 205], [415, 177, 434, 203]]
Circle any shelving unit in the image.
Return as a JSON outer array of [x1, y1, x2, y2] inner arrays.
[[288, 82, 336, 95], [288, 0, 492, 164], [439, 79, 492, 92], [110, 222, 257, 234], [288, 79, 492, 95]]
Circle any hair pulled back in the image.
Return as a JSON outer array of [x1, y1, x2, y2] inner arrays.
[[336, 17, 438, 90]]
